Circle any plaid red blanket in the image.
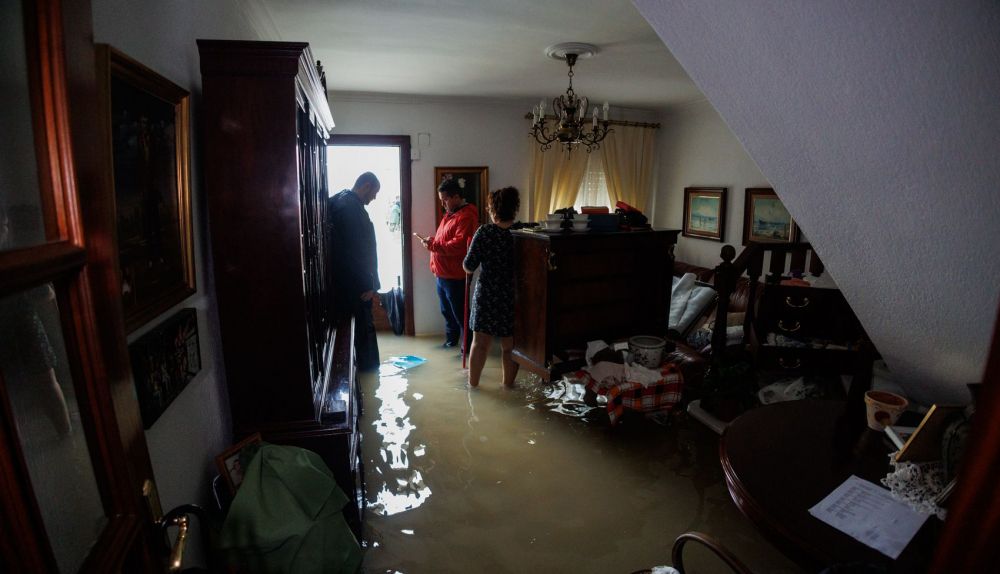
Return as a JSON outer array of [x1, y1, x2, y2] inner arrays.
[[579, 363, 683, 425]]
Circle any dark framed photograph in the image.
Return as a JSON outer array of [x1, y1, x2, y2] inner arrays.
[[128, 308, 201, 429], [215, 432, 263, 494], [742, 187, 798, 244], [433, 166, 488, 227], [100, 45, 195, 333], [682, 187, 727, 241]]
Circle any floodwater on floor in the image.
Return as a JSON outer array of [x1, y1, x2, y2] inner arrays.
[[359, 335, 801, 574]]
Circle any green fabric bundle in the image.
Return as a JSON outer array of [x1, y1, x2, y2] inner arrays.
[[220, 443, 362, 573]]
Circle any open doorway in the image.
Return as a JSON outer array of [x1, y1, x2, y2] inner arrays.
[[327, 135, 413, 335]]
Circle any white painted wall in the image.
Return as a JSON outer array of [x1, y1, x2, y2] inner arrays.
[[92, 0, 265, 560], [654, 99, 771, 268], [635, 0, 1000, 405]]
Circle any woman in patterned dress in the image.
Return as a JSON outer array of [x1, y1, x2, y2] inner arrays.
[[463, 187, 520, 388]]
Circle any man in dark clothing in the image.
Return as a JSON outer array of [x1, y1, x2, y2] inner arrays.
[[328, 172, 381, 370]]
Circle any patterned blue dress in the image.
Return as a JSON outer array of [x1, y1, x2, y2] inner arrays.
[[463, 224, 514, 337]]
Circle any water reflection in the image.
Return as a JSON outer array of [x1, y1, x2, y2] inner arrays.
[[521, 376, 598, 420], [367, 361, 432, 516], [360, 337, 801, 573]]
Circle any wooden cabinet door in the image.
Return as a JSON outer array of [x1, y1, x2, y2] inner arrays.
[[512, 234, 551, 376], [0, 0, 163, 571]]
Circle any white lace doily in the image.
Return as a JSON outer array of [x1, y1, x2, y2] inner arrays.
[[881, 452, 948, 519]]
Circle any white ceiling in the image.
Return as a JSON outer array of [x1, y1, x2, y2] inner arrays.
[[249, 0, 703, 111]]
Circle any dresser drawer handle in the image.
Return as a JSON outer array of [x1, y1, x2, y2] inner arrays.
[[778, 319, 801, 333], [547, 252, 558, 271], [785, 296, 810, 308], [778, 357, 802, 369]]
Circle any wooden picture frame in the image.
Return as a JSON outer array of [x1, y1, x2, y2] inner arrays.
[[742, 187, 798, 244], [215, 432, 262, 494], [433, 166, 488, 227], [100, 45, 195, 333], [682, 187, 727, 241]]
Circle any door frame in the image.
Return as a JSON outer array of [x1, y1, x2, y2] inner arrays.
[[327, 134, 414, 336]]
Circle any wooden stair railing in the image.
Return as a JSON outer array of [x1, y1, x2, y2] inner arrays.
[[710, 242, 824, 366]]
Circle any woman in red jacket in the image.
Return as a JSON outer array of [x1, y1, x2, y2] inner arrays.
[[415, 178, 479, 349]]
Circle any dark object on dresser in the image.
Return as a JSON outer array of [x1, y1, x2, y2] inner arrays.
[[511, 229, 679, 380], [198, 40, 364, 538]]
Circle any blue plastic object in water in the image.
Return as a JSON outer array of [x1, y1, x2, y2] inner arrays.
[[386, 355, 427, 370]]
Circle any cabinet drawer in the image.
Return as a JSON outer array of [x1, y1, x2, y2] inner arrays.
[[754, 345, 860, 375], [759, 313, 827, 339]]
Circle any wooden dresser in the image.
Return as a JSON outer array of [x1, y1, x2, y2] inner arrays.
[[749, 281, 869, 377], [198, 40, 364, 536], [511, 229, 679, 380]]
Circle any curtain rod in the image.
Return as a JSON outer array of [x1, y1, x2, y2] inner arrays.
[[522, 113, 660, 129]]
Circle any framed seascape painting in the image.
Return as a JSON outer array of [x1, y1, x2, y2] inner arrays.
[[100, 45, 195, 332], [433, 166, 489, 227], [742, 188, 798, 244], [682, 187, 727, 241]]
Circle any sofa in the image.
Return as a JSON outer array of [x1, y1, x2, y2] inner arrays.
[[666, 261, 761, 393]]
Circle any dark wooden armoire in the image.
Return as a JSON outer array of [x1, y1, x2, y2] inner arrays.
[[511, 229, 679, 380], [197, 40, 364, 536]]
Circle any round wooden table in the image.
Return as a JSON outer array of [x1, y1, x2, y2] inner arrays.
[[720, 399, 938, 572]]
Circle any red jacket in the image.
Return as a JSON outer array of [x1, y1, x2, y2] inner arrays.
[[429, 203, 479, 279]]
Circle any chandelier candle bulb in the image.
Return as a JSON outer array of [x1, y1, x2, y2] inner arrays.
[[603, 101, 609, 120]]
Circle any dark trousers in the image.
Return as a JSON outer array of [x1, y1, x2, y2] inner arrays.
[[354, 300, 379, 371], [436, 277, 466, 345]]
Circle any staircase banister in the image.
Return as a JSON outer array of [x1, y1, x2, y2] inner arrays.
[[708, 241, 816, 365]]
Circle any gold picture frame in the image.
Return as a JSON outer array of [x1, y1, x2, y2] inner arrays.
[[99, 45, 195, 333], [433, 166, 489, 227]]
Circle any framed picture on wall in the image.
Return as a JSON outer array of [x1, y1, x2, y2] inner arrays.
[[128, 308, 201, 429], [100, 45, 195, 333], [215, 432, 262, 494], [433, 166, 489, 227], [682, 187, 727, 241], [742, 187, 798, 244]]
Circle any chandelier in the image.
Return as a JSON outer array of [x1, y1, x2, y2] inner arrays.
[[529, 43, 611, 154]]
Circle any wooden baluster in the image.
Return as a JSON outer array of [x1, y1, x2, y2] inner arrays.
[[809, 249, 825, 277], [711, 245, 736, 365], [769, 247, 786, 280], [744, 246, 763, 343], [790, 247, 807, 276]]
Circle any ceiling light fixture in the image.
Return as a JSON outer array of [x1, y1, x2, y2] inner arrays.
[[530, 43, 611, 155]]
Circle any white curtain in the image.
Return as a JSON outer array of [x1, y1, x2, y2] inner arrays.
[[599, 123, 657, 211], [527, 140, 589, 220]]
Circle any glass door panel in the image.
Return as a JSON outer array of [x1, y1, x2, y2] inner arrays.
[[0, 284, 106, 573], [1, 0, 49, 252]]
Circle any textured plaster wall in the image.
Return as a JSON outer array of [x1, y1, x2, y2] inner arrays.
[[92, 0, 263, 563], [634, 0, 1000, 404]]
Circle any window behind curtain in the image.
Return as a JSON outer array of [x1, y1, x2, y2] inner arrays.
[[573, 153, 611, 211]]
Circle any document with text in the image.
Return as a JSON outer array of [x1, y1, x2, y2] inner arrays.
[[808, 475, 929, 559]]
